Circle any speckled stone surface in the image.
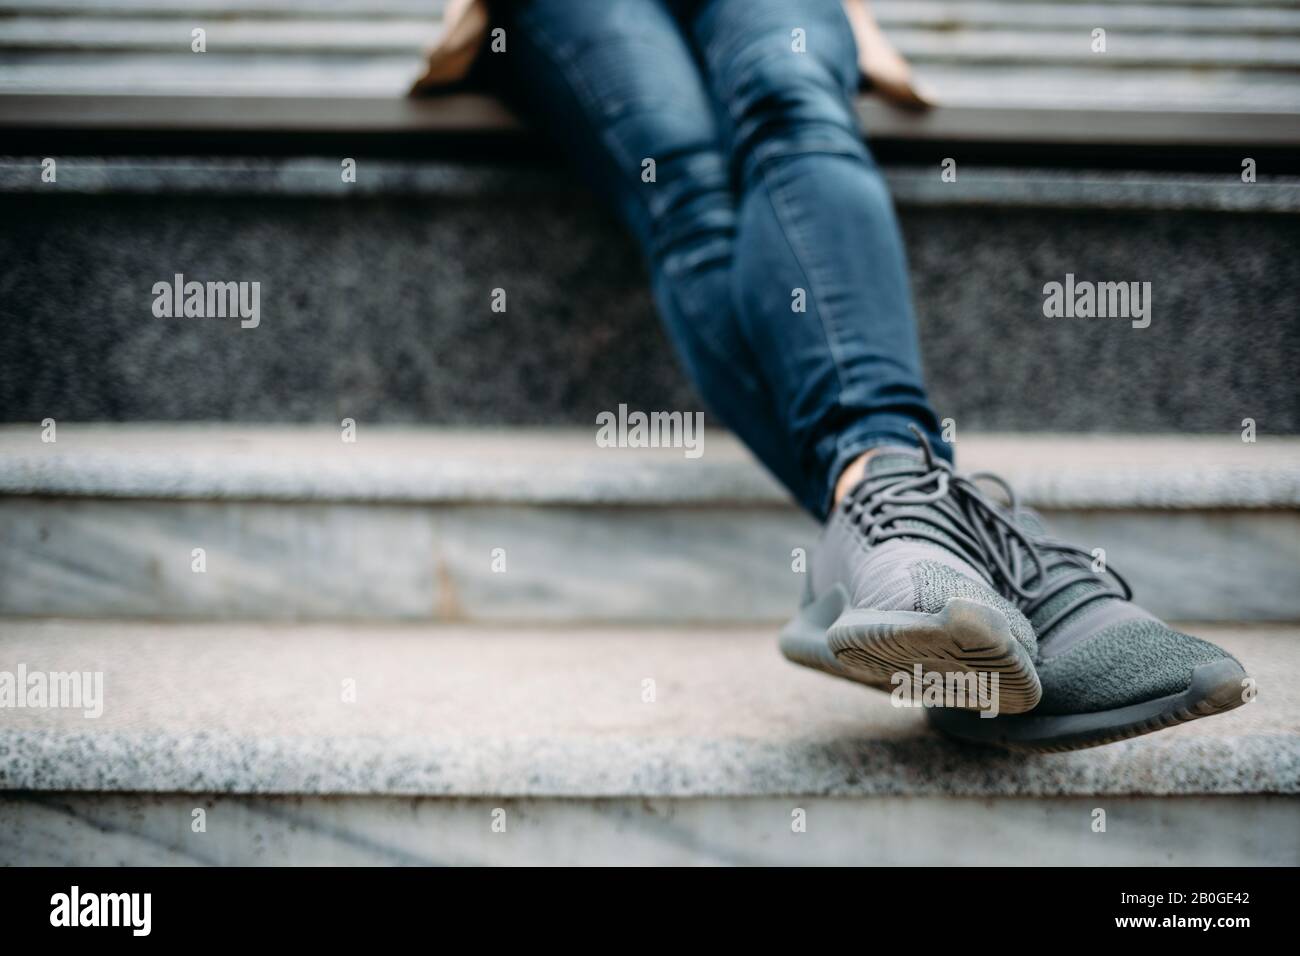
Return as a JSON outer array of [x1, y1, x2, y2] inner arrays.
[[3, 158, 1297, 213], [1, 620, 1295, 797], [1, 165, 1296, 432]]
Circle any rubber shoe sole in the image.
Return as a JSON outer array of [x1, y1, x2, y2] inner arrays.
[[780, 584, 1042, 715], [925, 657, 1250, 752]]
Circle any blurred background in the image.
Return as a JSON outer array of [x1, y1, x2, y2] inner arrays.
[[0, 1, 1297, 866]]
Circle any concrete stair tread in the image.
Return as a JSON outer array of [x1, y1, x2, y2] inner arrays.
[[2, 619, 1296, 797], [3, 425, 1297, 508]]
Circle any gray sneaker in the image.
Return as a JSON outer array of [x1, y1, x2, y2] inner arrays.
[[780, 439, 1041, 715], [928, 512, 1251, 752]]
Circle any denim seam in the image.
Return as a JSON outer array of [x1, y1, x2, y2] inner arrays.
[[832, 0, 861, 96], [662, 282, 766, 397], [702, 3, 857, 105], [518, 14, 641, 179], [519, 11, 759, 394], [757, 156, 851, 393]]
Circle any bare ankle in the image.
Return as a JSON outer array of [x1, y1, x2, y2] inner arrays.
[[832, 447, 885, 508]]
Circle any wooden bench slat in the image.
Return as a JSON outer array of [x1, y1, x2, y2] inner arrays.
[[875, 1, 1300, 31], [4, 90, 1298, 148], [3, 0, 1297, 13], [0, 52, 428, 95], [3, 52, 1297, 111], [0, 0, 445, 12], [5, 18, 1300, 71], [916, 62, 1300, 109], [891, 29, 1300, 67], [0, 17, 444, 50], [2, 1, 1300, 29]]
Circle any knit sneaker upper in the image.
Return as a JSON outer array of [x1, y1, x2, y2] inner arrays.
[[1010, 511, 1240, 715], [810, 446, 1037, 658]]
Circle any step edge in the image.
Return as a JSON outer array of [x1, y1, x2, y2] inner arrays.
[[4, 728, 1297, 798]]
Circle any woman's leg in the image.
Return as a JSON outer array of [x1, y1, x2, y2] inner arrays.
[[682, 0, 950, 517], [498, 0, 815, 507]]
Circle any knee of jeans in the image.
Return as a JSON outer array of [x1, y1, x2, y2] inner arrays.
[[724, 44, 865, 176], [643, 147, 737, 275]]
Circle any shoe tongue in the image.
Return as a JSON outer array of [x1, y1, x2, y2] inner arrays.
[[1031, 579, 1120, 647], [865, 446, 925, 476], [1020, 526, 1121, 640], [855, 446, 986, 577], [1012, 508, 1045, 536]]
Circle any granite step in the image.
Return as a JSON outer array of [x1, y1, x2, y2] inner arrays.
[[2, 159, 1297, 433], [2, 618, 1295, 797], [0, 617, 1296, 864], [1, 425, 1297, 624]]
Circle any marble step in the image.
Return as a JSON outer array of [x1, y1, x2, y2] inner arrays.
[[3, 618, 1296, 864], [9, 791, 1300, 865], [2, 618, 1297, 798], [1, 426, 1297, 623]]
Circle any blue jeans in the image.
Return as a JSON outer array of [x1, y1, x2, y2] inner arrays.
[[499, 0, 951, 519]]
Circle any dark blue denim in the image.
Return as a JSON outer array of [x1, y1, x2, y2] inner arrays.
[[499, 0, 951, 518]]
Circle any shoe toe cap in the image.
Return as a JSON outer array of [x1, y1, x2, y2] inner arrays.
[[1037, 619, 1240, 715]]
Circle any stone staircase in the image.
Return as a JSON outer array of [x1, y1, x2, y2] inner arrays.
[[1, 426, 1298, 864], [2, 0, 1299, 865], [2, 427, 1299, 623], [3, 617, 1298, 865]]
